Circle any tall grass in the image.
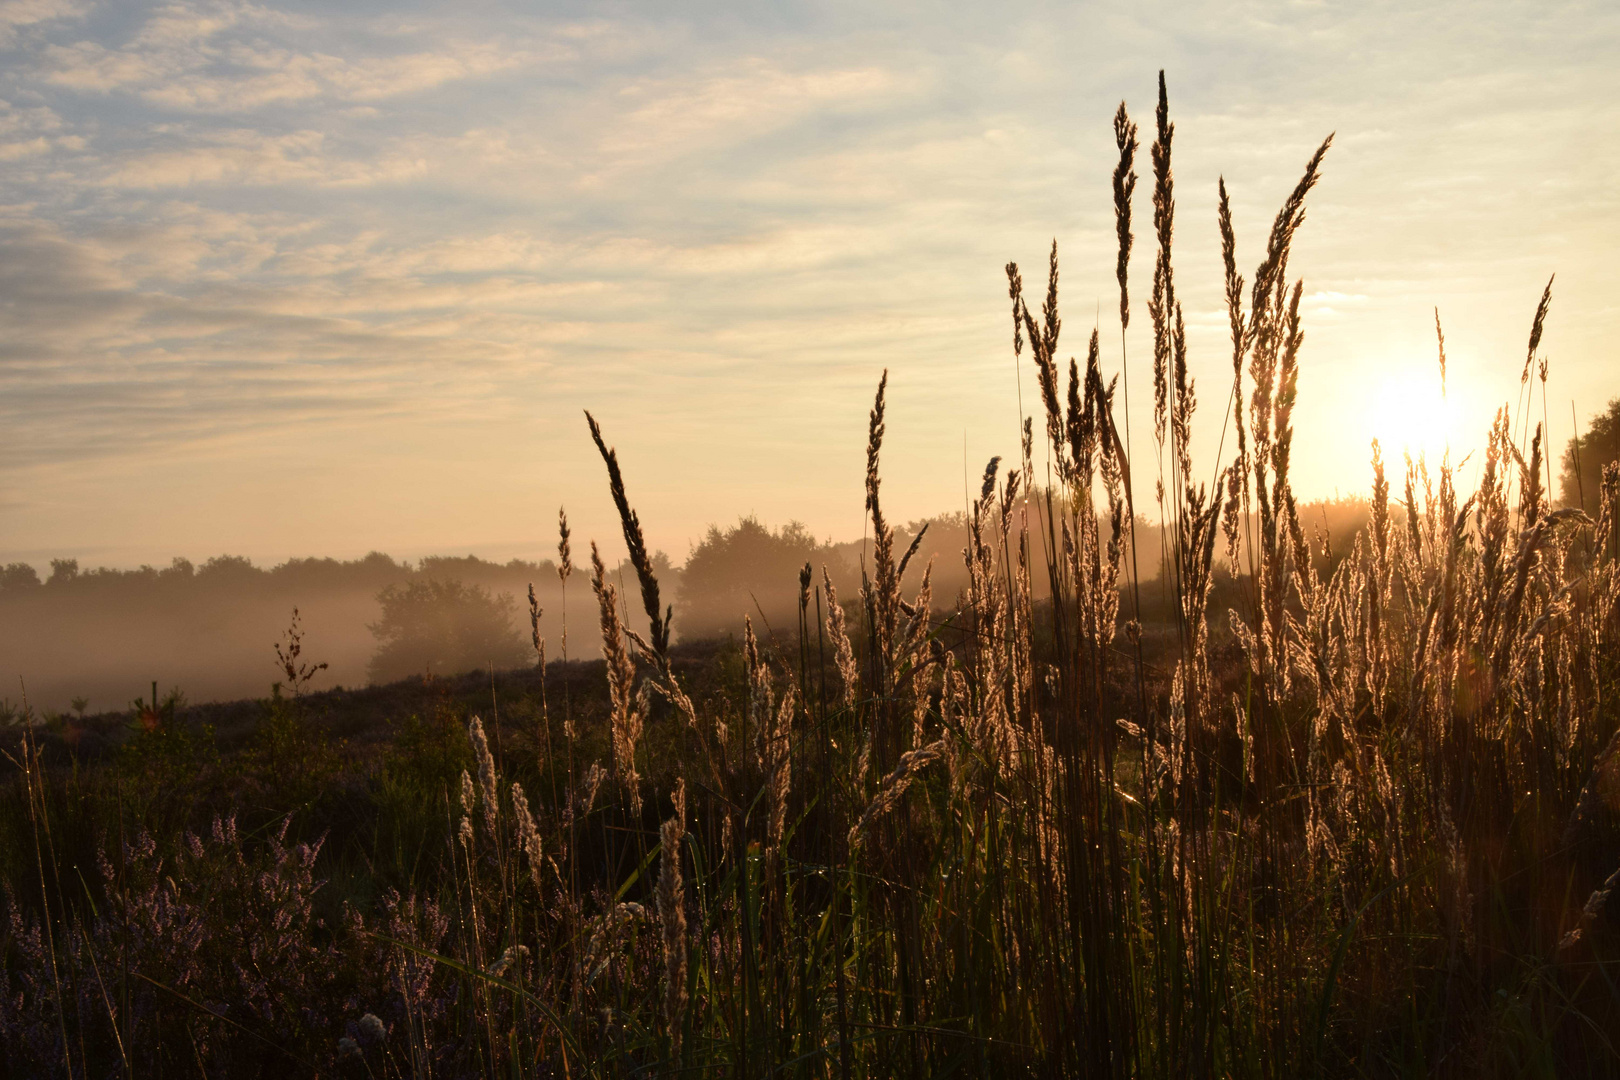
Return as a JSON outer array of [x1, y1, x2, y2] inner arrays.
[[5, 76, 1620, 1077]]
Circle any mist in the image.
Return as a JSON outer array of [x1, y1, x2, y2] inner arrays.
[[0, 495, 1381, 717]]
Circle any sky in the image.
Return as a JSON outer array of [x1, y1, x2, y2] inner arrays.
[[1, 0, 1617, 572]]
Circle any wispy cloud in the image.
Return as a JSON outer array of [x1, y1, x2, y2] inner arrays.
[[45, 32, 539, 110], [0, 0, 84, 47]]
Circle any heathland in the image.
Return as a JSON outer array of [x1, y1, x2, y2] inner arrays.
[[4, 79, 1620, 1078]]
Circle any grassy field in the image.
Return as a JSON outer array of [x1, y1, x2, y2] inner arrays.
[[4, 81, 1620, 1078]]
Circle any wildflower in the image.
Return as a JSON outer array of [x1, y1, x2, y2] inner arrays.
[[337, 1036, 361, 1060], [358, 1013, 386, 1041]]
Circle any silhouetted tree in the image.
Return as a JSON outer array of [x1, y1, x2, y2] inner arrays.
[[678, 517, 827, 639], [367, 579, 527, 683], [1562, 396, 1620, 510], [0, 563, 40, 594], [197, 554, 257, 583]]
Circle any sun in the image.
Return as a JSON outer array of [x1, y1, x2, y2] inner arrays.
[[1364, 363, 1460, 464]]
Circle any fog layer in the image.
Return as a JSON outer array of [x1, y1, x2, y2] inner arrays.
[[2, 500, 1377, 715]]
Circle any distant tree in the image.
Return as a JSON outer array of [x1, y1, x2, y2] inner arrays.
[[358, 551, 403, 577], [367, 578, 527, 684], [47, 558, 77, 585], [1561, 396, 1620, 510], [0, 563, 40, 594], [418, 553, 559, 592], [197, 554, 259, 582], [679, 517, 826, 639]]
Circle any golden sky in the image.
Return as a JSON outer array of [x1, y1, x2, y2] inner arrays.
[[1, 0, 1616, 570]]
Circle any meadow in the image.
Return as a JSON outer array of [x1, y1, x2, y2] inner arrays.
[[4, 80, 1620, 1078]]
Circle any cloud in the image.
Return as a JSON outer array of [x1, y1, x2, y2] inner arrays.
[[40, 39, 169, 90], [0, 218, 145, 350], [39, 3, 550, 110], [0, 0, 83, 48], [104, 128, 327, 185], [0, 97, 77, 161], [0, 134, 48, 158], [596, 59, 914, 166], [0, 213, 569, 473], [140, 41, 539, 111], [100, 128, 442, 188]]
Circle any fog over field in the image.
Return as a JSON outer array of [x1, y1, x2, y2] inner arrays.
[[0, 497, 1404, 714]]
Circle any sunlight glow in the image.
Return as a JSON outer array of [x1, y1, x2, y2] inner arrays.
[[1363, 360, 1462, 466]]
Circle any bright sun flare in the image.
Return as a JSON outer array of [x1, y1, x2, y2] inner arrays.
[[1364, 365, 1460, 463]]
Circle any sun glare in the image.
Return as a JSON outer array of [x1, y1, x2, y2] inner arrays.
[[1364, 362, 1460, 464]]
